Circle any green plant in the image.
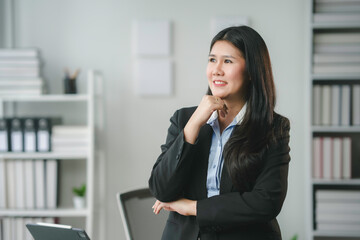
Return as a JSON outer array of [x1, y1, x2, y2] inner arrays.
[[290, 234, 298, 240], [72, 183, 86, 197]]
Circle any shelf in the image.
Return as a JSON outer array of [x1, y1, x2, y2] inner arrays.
[[0, 151, 88, 159], [312, 22, 360, 29], [0, 70, 98, 236], [312, 179, 360, 185], [309, 1, 360, 240], [0, 208, 89, 217], [0, 94, 89, 102], [312, 74, 360, 81], [313, 230, 360, 238], [311, 126, 360, 133]]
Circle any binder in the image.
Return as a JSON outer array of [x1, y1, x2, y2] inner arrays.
[[24, 118, 37, 152], [15, 218, 25, 240], [353, 85, 360, 125], [14, 160, 26, 208], [323, 137, 332, 179], [0, 159, 6, 208], [2, 218, 12, 240], [45, 159, 58, 209], [341, 85, 351, 126], [343, 137, 352, 179], [0, 118, 9, 152], [37, 118, 51, 152], [34, 159, 45, 209], [6, 160, 16, 208], [24, 159, 35, 209], [10, 118, 23, 152]]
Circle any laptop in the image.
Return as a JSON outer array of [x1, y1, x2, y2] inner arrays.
[[26, 222, 91, 240]]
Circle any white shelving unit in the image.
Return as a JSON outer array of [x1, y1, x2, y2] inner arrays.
[[0, 209, 89, 217], [313, 231, 360, 238], [0, 94, 89, 102], [311, 126, 360, 133], [0, 152, 87, 159], [308, 1, 360, 239], [312, 22, 360, 29], [0, 70, 98, 237]]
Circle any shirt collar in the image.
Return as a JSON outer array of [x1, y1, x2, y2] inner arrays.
[[207, 102, 247, 126]]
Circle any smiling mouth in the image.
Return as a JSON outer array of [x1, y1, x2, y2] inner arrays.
[[213, 80, 227, 85]]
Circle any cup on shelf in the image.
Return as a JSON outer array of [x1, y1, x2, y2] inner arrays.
[[63, 68, 79, 94], [64, 77, 77, 94]]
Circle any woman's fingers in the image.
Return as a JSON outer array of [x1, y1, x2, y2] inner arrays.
[[152, 199, 196, 216], [199, 95, 227, 118], [213, 96, 228, 118], [153, 200, 171, 214], [152, 200, 162, 214], [152, 200, 160, 210], [219, 102, 228, 118], [152, 200, 170, 215]]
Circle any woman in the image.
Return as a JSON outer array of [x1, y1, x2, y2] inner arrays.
[[149, 25, 291, 240]]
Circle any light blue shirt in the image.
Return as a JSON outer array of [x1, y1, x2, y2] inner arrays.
[[206, 103, 247, 198]]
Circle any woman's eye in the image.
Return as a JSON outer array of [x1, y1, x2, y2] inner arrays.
[[209, 58, 216, 62], [224, 59, 232, 63]]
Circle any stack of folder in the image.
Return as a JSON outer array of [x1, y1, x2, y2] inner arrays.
[[316, 190, 360, 233], [0, 48, 45, 96], [52, 126, 89, 153]]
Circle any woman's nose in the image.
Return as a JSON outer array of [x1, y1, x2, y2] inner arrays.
[[213, 63, 224, 76]]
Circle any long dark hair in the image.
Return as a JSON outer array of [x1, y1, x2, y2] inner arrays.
[[208, 26, 276, 192]]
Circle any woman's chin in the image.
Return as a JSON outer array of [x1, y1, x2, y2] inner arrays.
[[213, 93, 227, 99], [211, 91, 225, 98]]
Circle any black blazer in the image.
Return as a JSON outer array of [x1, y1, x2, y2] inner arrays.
[[149, 107, 291, 240]]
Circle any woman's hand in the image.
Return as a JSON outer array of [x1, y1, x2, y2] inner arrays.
[[184, 95, 227, 144], [152, 198, 197, 216], [192, 95, 228, 125]]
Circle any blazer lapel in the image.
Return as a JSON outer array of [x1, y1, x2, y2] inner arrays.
[[220, 160, 233, 194], [220, 126, 239, 194], [196, 124, 212, 199]]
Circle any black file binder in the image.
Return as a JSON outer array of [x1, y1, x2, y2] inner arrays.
[[24, 118, 37, 152], [10, 118, 23, 152], [37, 118, 51, 152], [0, 118, 9, 152], [26, 223, 91, 240]]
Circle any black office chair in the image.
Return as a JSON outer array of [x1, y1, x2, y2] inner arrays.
[[116, 188, 168, 240]]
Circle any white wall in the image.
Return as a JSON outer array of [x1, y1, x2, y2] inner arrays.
[[0, 0, 4, 47], [9, 0, 307, 239]]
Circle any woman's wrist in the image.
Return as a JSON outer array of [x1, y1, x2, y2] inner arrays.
[[184, 119, 201, 144], [192, 200, 197, 216]]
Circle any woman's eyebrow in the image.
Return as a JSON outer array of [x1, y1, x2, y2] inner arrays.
[[208, 54, 236, 58]]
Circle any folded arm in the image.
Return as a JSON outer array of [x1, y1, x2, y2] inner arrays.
[[148, 109, 198, 202], [196, 134, 290, 232]]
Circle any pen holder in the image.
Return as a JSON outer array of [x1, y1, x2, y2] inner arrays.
[[64, 77, 77, 94]]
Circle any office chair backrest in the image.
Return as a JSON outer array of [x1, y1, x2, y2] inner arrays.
[[116, 188, 168, 240]]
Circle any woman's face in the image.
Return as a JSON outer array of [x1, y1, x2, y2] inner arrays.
[[207, 40, 247, 102]]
